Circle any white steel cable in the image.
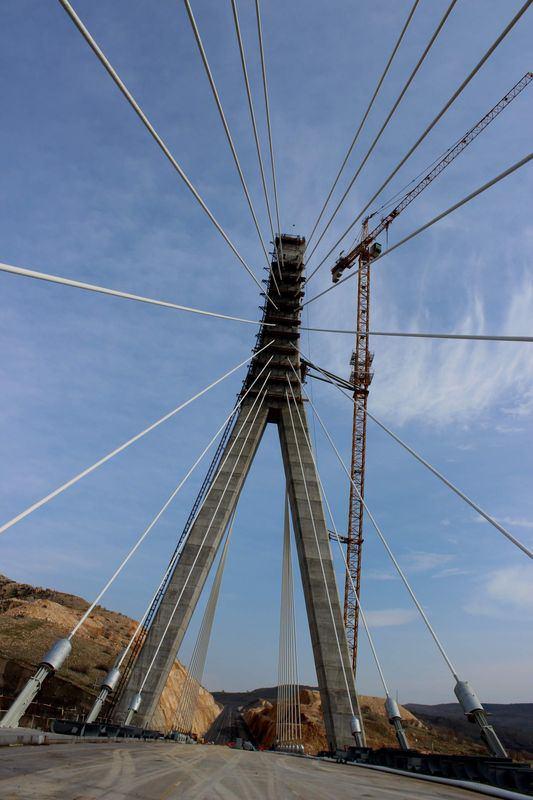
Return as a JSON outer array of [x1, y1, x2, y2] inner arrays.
[[56, 0, 273, 303], [285, 552, 292, 744], [286, 494, 302, 742], [179, 508, 236, 729], [276, 491, 301, 744], [369, 102, 499, 219], [300, 328, 533, 342], [307, 0, 533, 280], [287, 518, 295, 743], [69, 356, 274, 641], [183, 0, 273, 274], [177, 599, 209, 728], [276, 501, 288, 744], [364, 410, 533, 560], [0, 261, 273, 327], [278, 494, 295, 746], [230, 0, 277, 261], [175, 511, 234, 733], [304, 153, 533, 307], [286, 375, 390, 697], [123, 369, 270, 689], [281, 550, 286, 745], [306, 0, 456, 269], [304, 358, 533, 560], [139, 383, 269, 693], [275, 536, 284, 745], [280, 501, 301, 745], [297, 381, 459, 679], [138, 385, 268, 697], [116, 359, 272, 669], [305, 0, 421, 251], [255, 0, 283, 262], [0, 340, 273, 537], [284, 390, 356, 716]]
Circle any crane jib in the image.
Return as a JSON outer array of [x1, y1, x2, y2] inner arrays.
[[330, 71, 532, 284]]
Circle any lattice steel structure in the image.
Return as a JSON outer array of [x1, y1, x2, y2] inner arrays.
[[343, 221, 373, 674]]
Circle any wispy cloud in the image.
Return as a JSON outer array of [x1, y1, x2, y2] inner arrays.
[[406, 551, 454, 573], [502, 389, 533, 419], [433, 566, 472, 579], [494, 424, 526, 434], [465, 565, 533, 619], [373, 279, 533, 426], [364, 568, 397, 581], [365, 608, 418, 627], [315, 275, 533, 427]]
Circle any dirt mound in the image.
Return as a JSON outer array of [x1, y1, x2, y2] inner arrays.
[[0, 573, 220, 737], [243, 689, 486, 756]]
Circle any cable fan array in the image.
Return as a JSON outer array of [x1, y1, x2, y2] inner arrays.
[[171, 513, 234, 737], [275, 493, 304, 754]]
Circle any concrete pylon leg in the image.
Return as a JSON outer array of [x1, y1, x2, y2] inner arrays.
[[279, 401, 362, 751], [113, 401, 268, 725], [113, 235, 362, 751]]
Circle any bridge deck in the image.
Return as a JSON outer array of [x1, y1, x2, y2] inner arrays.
[[0, 741, 491, 799]]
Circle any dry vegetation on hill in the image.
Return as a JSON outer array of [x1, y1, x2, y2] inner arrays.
[[0, 574, 220, 735]]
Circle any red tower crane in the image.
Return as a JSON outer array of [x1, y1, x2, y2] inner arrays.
[[334, 73, 532, 674]]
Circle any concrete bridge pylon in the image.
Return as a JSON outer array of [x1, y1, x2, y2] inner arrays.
[[114, 235, 362, 751]]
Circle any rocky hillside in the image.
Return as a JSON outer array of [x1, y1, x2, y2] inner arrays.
[[0, 574, 220, 735], [407, 702, 533, 760], [242, 688, 487, 756]]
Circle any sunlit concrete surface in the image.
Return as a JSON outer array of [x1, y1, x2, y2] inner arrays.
[[0, 741, 493, 799]]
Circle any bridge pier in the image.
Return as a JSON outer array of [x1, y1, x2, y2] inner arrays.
[[113, 235, 362, 751]]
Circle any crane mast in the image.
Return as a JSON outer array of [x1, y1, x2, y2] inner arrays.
[[343, 219, 374, 673], [337, 73, 531, 674]]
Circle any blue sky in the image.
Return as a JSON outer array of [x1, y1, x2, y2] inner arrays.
[[0, 1, 531, 705]]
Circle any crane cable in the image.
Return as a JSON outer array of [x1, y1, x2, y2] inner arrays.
[[306, 0, 532, 281], [56, 0, 274, 305], [304, 153, 533, 307], [182, 0, 276, 288], [0, 339, 273, 537], [341, 70, 533, 255], [306, 0, 457, 268], [305, 0, 421, 251]]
